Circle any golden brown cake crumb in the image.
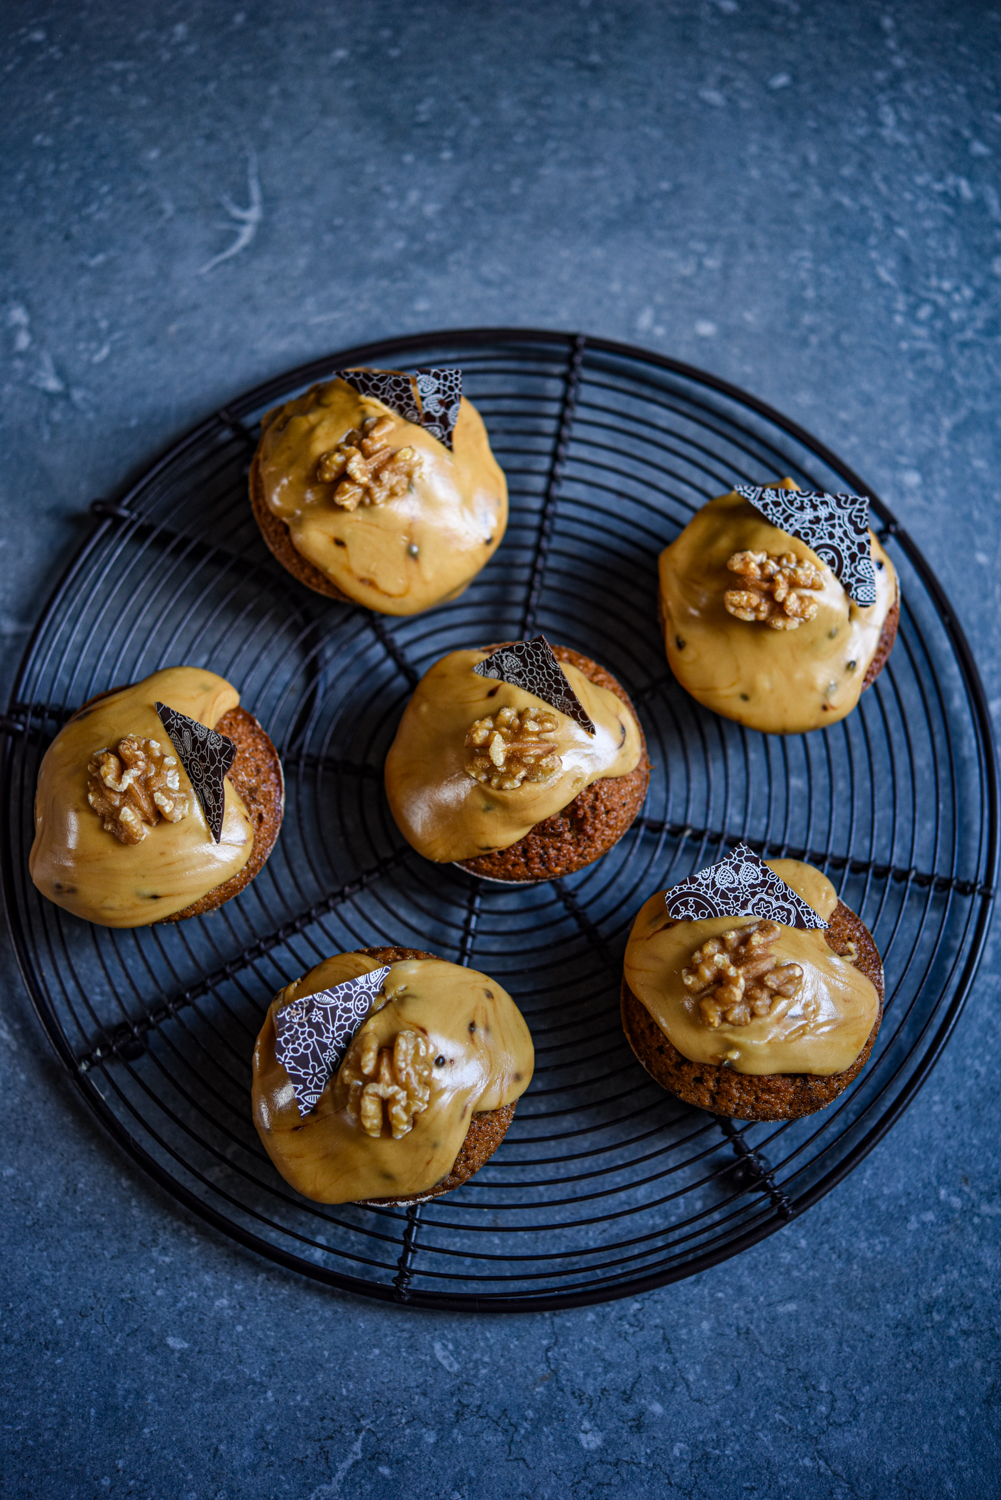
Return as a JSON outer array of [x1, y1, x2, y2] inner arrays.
[[32, 671, 283, 928], [622, 900, 884, 1121], [658, 487, 901, 733], [249, 376, 508, 614], [257, 946, 523, 1207], [457, 646, 649, 883]]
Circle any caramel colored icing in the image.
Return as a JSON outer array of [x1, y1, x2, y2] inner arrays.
[[255, 377, 508, 615], [384, 649, 643, 862], [252, 954, 534, 1204], [29, 668, 254, 928], [659, 483, 898, 733], [623, 859, 879, 1076]]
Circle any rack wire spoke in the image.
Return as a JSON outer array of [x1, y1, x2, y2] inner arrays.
[[2, 329, 996, 1312]]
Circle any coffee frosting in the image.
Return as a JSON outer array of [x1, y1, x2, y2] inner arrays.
[[659, 482, 898, 733], [384, 648, 643, 863], [29, 667, 254, 927], [254, 376, 507, 615], [252, 954, 534, 1204], [623, 859, 879, 1076]]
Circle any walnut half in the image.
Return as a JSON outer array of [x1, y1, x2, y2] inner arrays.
[[682, 919, 804, 1028], [464, 705, 562, 791], [724, 549, 824, 630], [86, 736, 189, 845], [339, 1026, 434, 1139], [315, 415, 423, 511]]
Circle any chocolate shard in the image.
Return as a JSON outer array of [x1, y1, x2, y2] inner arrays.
[[472, 635, 596, 734], [335, 367, 462, 450], [154, 702, 237, 843], [274, 965, 390, 1116], [664, 844, 828, 929], [733, 484, 878, 607]]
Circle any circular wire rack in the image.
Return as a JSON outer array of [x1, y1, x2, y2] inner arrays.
[[2, 329, 997, 1312]]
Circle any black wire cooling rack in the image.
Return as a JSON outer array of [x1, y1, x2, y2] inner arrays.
[[2, 329, 997, 1312]]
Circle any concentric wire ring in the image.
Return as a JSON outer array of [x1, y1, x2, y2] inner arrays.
[[1, 329, 996, 1312]]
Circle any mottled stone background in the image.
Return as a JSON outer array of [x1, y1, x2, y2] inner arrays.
[[2, 2, 999, 1496]]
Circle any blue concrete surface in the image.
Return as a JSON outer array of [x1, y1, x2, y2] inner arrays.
[[2, 2, 999, 1495]]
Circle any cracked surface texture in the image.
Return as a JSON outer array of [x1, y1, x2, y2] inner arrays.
[[2, 1, 999, 1496]]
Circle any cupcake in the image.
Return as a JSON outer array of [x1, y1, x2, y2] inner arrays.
[[384, 636, 649, 882], [621, 849, 884, 1120], [249, 367, 507, 615], [252, 946, 534, 1206], [29, 666, 284, 927], [658, 480, 899, 734]]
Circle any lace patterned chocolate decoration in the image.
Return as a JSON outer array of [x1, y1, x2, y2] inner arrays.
[[472, 636, 595, 734], [275, 966, 390, 1116], [733, 484, 877, 607], [336, 367, 462, 450], [154, 702, 236, 843], [664, 844, 827, 930]]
